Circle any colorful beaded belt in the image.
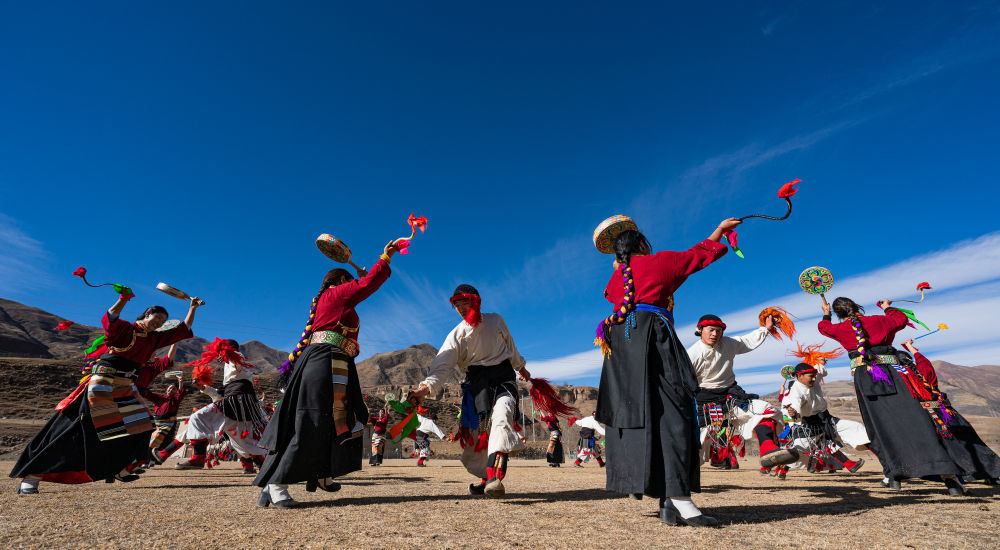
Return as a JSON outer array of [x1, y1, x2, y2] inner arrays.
[[91, 365, 137, 379], [310, 330, 360, 358], [850, 354, 899, 368]]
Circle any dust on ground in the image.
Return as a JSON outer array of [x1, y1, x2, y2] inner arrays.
[[2, 458, 999, 549]]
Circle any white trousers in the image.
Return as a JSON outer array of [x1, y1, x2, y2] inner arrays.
[[789, 416, 870, 453], [460, 395, 525, 479], [185, 404, 267, 458]]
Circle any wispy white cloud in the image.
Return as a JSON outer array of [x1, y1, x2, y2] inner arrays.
[[527, 231, 1000, 391], [0, 213, 54, 294]]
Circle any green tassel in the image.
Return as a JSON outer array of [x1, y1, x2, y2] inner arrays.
[[896, 307, 931, 331]]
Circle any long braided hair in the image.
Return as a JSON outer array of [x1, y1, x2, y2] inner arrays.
[[593, 230, 650, 355], [278, 268, 352, 385], [832, 297, 891, 384]]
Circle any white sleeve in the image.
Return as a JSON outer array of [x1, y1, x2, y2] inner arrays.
[[785, 384, 806, 415], [732, 327, 769, 354], [421, 329, 463, 394], [686, 342, 700, 366], [200, 386, 222, 402], [815, 363, 828, 380], [428, 420, 447, 440], [497, 315, 526, 370]]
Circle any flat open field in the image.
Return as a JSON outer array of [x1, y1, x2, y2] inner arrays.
[[2, 458, 999, 549]]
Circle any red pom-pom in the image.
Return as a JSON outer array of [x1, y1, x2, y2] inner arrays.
[[73, 267, 87, 277], [917, 282, 931, 290], [55, 321, 74, 330], [777, 178, 801, 198]]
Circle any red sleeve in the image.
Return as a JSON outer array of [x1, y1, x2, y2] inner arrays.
[[883, 308, 910, 331], [666, 239, 728, 277], [817, 319, 836, 338], [912, 352, 938, 389], [153, 322, 194, 348], [343, 258, 392, 308], [146, 392, 169, 407], [101, 311, 132, 341]]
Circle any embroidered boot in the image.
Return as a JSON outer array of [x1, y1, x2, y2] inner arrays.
[[484, 452, 508, 498]]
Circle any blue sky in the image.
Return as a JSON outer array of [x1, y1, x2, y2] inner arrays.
[[2, 3, 999, 391]]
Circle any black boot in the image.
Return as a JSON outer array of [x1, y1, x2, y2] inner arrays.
[[658, 498, 720, 528]]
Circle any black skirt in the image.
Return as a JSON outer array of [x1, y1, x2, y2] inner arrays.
[[254, 343, 367, 487], [9, 387, 150, 484], [935, 412, 1000, 480], [853, 350, 960, 480], [597, 310, 700, 498]]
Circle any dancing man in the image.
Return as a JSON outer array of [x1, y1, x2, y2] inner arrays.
[[409, 284, 530, 499], [254, 241, 397, 508], [571, 413, 606, 467], [11, 292, 201, 494], [783, 358, 869, 474], [687, 313, 794, 471], [170, 339, 273, 475], [414, 412, 447, 466]]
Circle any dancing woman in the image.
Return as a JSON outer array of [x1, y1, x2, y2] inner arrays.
[[254, 240, 397, 508], [11, 293, 201, 493], [818, 297, 973, 495], [595, 216, 739, 527]]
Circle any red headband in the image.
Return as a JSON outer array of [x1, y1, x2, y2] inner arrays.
[[449, 293, 482, 327], [697, 319, 726, 330]]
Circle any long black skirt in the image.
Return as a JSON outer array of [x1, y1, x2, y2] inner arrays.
[[597, 311, 700, 498], [547, 436, 565, 465], [937, 411, 1000, 480], [254, 343, 366, 487], [9, 391, 150, 484], [854, 364, 961, 480]]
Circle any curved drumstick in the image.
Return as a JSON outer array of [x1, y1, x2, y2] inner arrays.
[[738, 179, 800, 222]]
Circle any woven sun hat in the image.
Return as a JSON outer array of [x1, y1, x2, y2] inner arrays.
[[316, 234, 352, 263], [593, 215, 638, 254]]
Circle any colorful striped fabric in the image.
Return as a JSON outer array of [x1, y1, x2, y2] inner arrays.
[[331, 358, 350, 435], [87, 374, 154, 441]]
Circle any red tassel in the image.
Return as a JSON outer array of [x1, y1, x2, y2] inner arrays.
[[529, 378, 577, 419], [568, 416, 578, 426], [474, 430, 490, 452], [457, 427, 474, 449], [240, 430, 250, 438], [512, 419, 522, 433], [192, 364, 215, 387]]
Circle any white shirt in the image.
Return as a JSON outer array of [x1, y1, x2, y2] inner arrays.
[[416, 415, 447, 440], [222, 360, 276, 386], [574, 415, 606, 436], [420, 313, 526, 394], [784, 364, 829, 417], [686, 327, 768, 390]]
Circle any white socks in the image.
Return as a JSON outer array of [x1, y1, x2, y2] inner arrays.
[[267, 484, 291, 502], [669, 496, 702, 519]]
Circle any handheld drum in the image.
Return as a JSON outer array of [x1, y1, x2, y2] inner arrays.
[[798, 266, 834, 306], [316, 234, 365, 274], [156, 283, 206, 306]]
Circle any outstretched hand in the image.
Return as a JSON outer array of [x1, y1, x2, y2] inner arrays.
[[821, 302, 832, 316], [517, 368, 532, 382]]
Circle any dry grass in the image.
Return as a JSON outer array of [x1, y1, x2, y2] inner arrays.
[[2, 457, 999, 549]]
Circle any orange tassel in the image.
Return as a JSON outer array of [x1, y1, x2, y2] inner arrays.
[[759, 306, 797, 341], [788, 342, 843, 366]]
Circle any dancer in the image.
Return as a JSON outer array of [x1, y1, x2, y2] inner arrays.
[[369, 408, 389, 466], [11, 293, 201, 494], [254, 241, 397, 508], [571, 413, 606, 467], [594, 215, 740, 527], [819, 297, 970, 495], [414, 412, 447, 466], [409, 284, 530, 499], [146, 372, 187, 452], [171, 339, 273, 475], [687, 313, 793, 471], [150, 379, 221, 466], [899, 339, 1000, 486], [541, 415, 565, 467], [783, 361, 869, 474]]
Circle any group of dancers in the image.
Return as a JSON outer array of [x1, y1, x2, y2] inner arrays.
[[10, 216, 1000, 529]]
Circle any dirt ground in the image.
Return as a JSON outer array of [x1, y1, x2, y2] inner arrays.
[[2, 457, 999, 549]]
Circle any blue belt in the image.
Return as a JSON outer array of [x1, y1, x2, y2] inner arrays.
[[635, 303, 675, 325]]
